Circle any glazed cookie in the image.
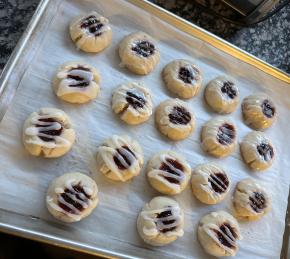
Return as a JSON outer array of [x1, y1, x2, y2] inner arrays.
[[70, 12, 112, 53], [96, 135, 143, 182], [112, 82, 153, 125], [204, 76, 239, 114], [53, 61, 100, 104], [23, 108, 75, 158], [192, 163, 230, 204], [119, 31, 160, 75], [147, 151, 191, 195], [155, 98, 195, 141], [233, 178, 271, 221], [201, 117, 237, 158], [46, 172, 98, 223], [137, 196, 184, 246], [198, 211, 241, 257], [242, 93, 276, 130], [240, 131, 275, 171], [162, 59, 202, 99]]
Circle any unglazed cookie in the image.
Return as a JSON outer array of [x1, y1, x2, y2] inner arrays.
[[240, 131, 275, 171], [192, 163, 230, 204], [233, 178, 271, 221], [119, 31, 160, 75], [155, 98, 195, 141], [137, 196, 184, 246], [23, 108, 75, 158], [70, 12, 112, 53], [242, 93, 276, 130], [147, 151, 191, 195], [112, 82, 153, 125], [205, 76, 239, 114], [162, 59, 202, 99], [46, 172, 98, 223], [201, 117, 237, 158], [53, 61, 100, 104], [198, 211, 241, 257], [96, 135, 143, 182]]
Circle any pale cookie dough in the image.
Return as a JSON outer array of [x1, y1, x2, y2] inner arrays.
[[240, 131, 275, 171], [70, 12, 112, 53], [96, 135, 143, 182], [162, 59, 202, 99], [46, 172, 98, 223], [119, 31, 160, 75], [204, 76, 239, 114], [242, 93, 276, 130], [233, 178, 271, 221], [112, 82, 153, 125], [23, 108, 76, 158], [201, 117, 237, 158], [147, 151, 191, 195], [192, 163, 230, 204], [198, 211, 241, 257], [155, 98, 195, 141], [137, 196, 184, 246], [53, 61, 100, 104]]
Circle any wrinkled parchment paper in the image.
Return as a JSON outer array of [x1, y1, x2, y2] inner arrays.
[[0, 0, 289, 258]]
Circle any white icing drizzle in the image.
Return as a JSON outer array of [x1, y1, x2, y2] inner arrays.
[[141, 206, 184, 237], [80, 14, 110, 35], [66, 69, 93, 87]]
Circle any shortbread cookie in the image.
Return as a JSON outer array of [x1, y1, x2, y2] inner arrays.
[[192, 163, 230, 204], [155, 98, 195, 141], [205, 76, 239, 114], [242, 93, 276, 130], [162, 59, 202, 99], [147, 151, 191, 195], [201, 117, 237, 158], [233, 178, 271, 221], [198, 211, 241, 257], [46, 172, 98, 223], [23, 108, 75, 158], [240, 131, 275, 171], [137, 196, 184, 246], [70, 12, 112, 53], [112, 82, 153, 125], [96, 135, 143, 182], [53, 61, 100, 104], [119, 31, 160, 75]]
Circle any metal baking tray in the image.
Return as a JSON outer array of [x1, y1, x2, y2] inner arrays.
[[0, 0, 289, 258]]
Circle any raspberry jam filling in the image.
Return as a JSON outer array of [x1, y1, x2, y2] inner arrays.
[[126, 90, 146, 109], [169, 106, 191, 125], [156, 209, 176, 233], [80, 15, 104, 36], [261, 99, 275, 118], [213, 223, 237, 248], [208, 172, 229, 193], [221, 81, 237, 99], [36, 118, 63, 142], [159, 158, 184, 184], [113, 145, 136, 170], [132, 40, 155, 57], [249, 192, 266, 212], [178, 66, 198, 84], [257, 143, 274, 161], [217, 123, 235, 145]]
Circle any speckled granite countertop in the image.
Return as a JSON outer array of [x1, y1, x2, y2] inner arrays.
[[0, 0, 289, 74]]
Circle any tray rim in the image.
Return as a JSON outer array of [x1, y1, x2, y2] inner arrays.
[[0, 0, 288, 258]]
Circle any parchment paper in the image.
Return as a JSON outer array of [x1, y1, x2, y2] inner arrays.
[[0, 0, 289, 258]]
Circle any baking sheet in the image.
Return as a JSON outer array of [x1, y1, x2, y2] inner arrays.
[[0, 0, 289, 258]]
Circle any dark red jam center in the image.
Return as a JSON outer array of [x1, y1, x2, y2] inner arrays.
[[113, 145, 136, 170], [58, 183, 91, 214], [257, 143, 274, 161], [36, 118, 63, 142], [217, 123, 235, 145], [261, 99, 275, 118], [159, 158, 183, 184], [221, 81, 237, 99], [80, 15, 104, 36], [156, 208, 176, 233], [169, 106, 191, 125], [178, 66, 197, 84], [213, 223, 237, 248], [126, 90, 146, 109], [132, 40, 155, 57], [208, 172, 229, 193], [67, 67, 91, 88], [249, 192, 266, 212]]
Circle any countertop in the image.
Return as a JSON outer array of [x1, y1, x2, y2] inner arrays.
[[0, 0, 289, 74]]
